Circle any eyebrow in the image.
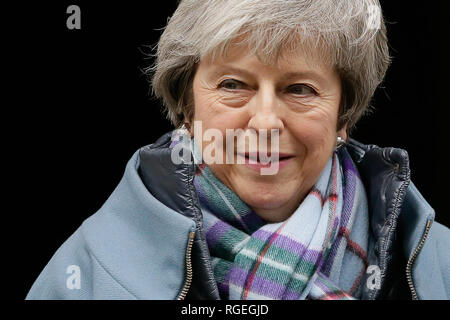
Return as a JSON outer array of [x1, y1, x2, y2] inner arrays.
[[208, 65, 254, 79], [282, 71, 328, 85], [208, 65, 329, 86]]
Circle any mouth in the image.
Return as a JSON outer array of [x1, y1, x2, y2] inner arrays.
[[239, 152, 295, 162], [235, 152, 295, 172]]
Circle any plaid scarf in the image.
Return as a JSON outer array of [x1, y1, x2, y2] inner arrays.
[[170, 129, 369, 300]]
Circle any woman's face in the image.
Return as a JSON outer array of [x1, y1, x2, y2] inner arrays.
[[191, 42, 346, 222]]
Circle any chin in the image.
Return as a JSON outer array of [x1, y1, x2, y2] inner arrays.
[[240, 186, 293, 210]]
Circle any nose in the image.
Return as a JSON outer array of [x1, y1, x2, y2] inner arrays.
[[247, 83, 284, 134]]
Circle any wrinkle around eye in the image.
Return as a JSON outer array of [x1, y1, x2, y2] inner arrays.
[[213, 84, 253, 107], [284, 94, 318, 110], [217, 94, 250, 108], [286, 101, 338, 124]]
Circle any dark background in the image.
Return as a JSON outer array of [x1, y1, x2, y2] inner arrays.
[[5, 1, 448, 299]]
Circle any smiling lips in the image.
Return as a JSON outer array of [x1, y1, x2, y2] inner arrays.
[[236, 152, 295, 170]]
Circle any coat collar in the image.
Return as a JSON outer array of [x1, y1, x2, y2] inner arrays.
[[345, 138, 412, 299], [139, 132, 221, 299]]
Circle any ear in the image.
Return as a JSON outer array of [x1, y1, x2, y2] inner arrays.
[[337, 123, 348, 142]]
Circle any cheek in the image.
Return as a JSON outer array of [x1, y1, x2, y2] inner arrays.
[[288, 117, 334, 148], [286, 108, 338, 165], [193, 88, 249, 128]]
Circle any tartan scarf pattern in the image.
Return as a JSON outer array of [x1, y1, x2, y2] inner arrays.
[[170, 129, 369, 300]]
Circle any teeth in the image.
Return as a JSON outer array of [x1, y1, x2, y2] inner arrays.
[[241, 154, 292, 162]]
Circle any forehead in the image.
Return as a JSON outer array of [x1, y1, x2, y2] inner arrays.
[[201, 36, 335, 78]]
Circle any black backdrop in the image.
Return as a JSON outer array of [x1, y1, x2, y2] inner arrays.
[[6, 1, 449, 300]]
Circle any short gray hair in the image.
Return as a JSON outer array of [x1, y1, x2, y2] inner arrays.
[[147, 0, 390, 133]]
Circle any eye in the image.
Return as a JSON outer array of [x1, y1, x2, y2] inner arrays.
[[218, 79, 246, 90], [286, 84, 317, 96]]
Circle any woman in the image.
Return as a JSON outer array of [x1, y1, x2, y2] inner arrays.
[[26, 0, 449, 300]]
